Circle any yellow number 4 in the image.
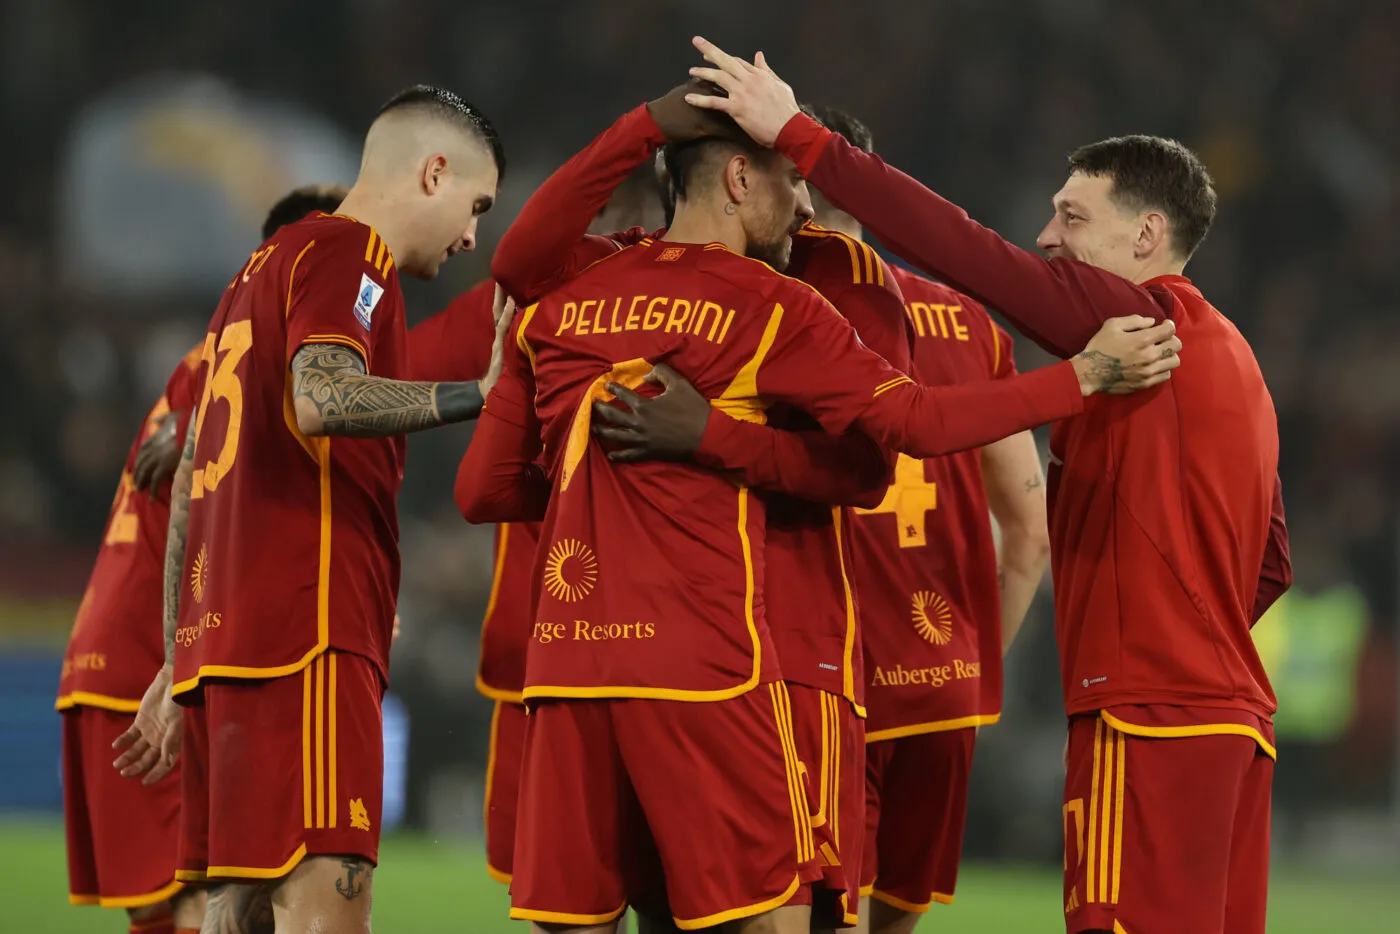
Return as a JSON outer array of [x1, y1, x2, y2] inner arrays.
[[191, 320, 253, 499], [854, 453, 937, 548]]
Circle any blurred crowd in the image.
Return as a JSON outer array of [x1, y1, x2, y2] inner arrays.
[[1, 0, 1396, 850]]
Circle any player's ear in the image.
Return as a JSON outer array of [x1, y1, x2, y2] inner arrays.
[[1136, 210, 1168, 258], [421, 153, 449, 195], [724, 153, 751, 204]]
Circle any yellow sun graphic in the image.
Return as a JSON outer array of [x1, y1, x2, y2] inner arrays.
[[543, 538, 599, 603], [190, 544, 210, 603], [911, 590, 953, 645]]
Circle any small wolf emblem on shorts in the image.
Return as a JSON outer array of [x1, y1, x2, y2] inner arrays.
[[349, 797, 372, 831]]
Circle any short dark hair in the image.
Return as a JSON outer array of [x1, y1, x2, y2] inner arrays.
[[1067, 135, 1217, 260], [801, 104, 873, 153], [662, 134, 771, 203], [262, 184, 348, 240], [378, 84, 506, 181]]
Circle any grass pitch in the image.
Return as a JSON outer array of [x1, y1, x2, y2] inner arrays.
[[4, 816, 1395, 932]]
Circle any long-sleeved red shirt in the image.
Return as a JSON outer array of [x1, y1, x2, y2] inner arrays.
[[775, 113, 1291, 737]]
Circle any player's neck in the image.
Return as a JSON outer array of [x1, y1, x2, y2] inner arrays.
[[1129, 256, 1187, 285], [334, 186, 410, 266], [663, 200, 746, 254]]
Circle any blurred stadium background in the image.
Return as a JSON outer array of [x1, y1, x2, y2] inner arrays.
[[2, 0, 1398, 930]]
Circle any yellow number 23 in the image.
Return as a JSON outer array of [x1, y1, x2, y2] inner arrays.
[[191, 320, 253, 500]]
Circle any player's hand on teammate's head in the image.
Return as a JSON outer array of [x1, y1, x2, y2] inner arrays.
[[647, 78, 744, 144], [1072, 316, 1182, 396], [112, 664, 183, 785], [132, 412, 182, 497], [592, 364, 709, 463], [684, 37, 800, 147], [478, 285, 519, 399]]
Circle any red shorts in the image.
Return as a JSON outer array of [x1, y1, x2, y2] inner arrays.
[[512, 683, 821, 930], [783, 686, 863, 927], [484, 700, 526, 885], [177, 650, 385, 883], [63, 706, 185, 908], [1063, 713, 1273, 934], [861, 727, 975, 912]]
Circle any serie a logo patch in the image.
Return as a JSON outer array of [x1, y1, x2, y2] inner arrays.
[[353, 273, 384, 329]]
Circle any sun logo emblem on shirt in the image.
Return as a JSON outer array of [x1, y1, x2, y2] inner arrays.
[[190, 544, 210, 603], [912, 590, 953, 645], [543, 538, 599, 603]]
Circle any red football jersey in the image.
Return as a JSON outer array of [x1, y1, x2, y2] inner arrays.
[[407, 279, 540, 702], [172, 213, 409, 698], [56, 347, 202, 711], [761, 223, 912, 710], [773, 113, 1289, 729], [1048, 278, 1279, 718], [852, 266, 1014, 739], [480, 238, 1084, 702]]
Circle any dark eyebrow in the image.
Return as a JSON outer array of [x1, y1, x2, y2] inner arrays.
[[476, 196, 494, 215]]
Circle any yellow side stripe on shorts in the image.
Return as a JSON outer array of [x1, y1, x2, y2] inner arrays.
[[1086, 720, 1127, 905], [826, 692, 842, 849], [302, 665, 313, 829], [1086, 719, 1102, 902], [1111, 728, 1126, 904], [780, 685, 815, 862], [770, 684, 814, 863], [815, 690, 830, 828]]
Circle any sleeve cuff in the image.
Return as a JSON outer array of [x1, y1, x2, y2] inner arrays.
[[694, 409, 743, 470], [1045, 361, 1087, 418], [632, 103, 669, 148], [774, 112, 834, 177]]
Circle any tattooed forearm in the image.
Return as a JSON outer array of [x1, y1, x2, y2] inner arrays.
[[1074, 350, 1125, 392], [203, 883, 273, 934], [162, 415, 198, 665], [334, 858, 371, 901], [292, 344, 483, 438], [1024, 474, 1043, 493]]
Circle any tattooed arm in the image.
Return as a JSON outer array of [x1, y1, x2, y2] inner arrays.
[[164, 415, 198, 663], [113, 413, 197, 784], [291, 344, 486, 438], [981, 429, 1051, 654]]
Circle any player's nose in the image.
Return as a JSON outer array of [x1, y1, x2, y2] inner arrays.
[[1035, 220, 1060, 253], [460, 228, 477, 253], [794, 184, 815, 224]]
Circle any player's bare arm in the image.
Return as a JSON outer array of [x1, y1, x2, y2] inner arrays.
[[112, 414, 197, 784], [131, 409, 183, 494], [981, 431, 1051, 653], [291, 343, 486, 437]]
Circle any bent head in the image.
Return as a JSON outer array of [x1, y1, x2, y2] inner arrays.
[[261, 184, 348, 240], [1036, 135, 1217, 283], [663, 136, 812, 271], [358, 85, 504, 279]]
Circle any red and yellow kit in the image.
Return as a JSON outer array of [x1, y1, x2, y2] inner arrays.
[[407, 278, 540, 883], [851, 267, 1015, 912], [1063, 709, 1273, 934], [773, 112, 1291, 934], [173, 211, 408, 881], [59, 350, 200, 909], [473, 105, 1084, 928], [464, 230, 1082, 928]]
